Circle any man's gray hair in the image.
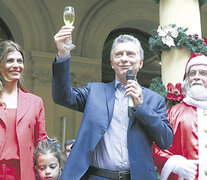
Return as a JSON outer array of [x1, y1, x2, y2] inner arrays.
[[110, 34, 144, 61], [181, 77, 188, 97]]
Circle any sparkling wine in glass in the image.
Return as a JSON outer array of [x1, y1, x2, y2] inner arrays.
[[63, 6, 76, 50]]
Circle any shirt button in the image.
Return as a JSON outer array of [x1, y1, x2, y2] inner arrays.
[[204, 129, 207, 133], [101, 130, 105, 135], [205, 170, 207, 176], [205, 144, 207, 148], [203, 109, 207, 116]]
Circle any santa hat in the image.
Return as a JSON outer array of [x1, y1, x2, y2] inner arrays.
[[183, 52, 207, 80]]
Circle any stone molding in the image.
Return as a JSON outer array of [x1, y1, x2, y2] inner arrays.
[[31, 50, 101, 85]]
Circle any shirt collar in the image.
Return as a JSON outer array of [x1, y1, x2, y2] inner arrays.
[[115, 79, 126, 91]]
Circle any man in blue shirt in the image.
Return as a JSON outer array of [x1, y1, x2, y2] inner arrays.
[[52, 25, 173, 180]]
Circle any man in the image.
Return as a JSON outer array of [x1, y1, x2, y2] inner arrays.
[[52, 25, 173, 180], [64, 139, 75, 158], [154, 53, 207, 180]]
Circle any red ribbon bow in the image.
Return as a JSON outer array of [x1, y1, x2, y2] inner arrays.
[[167, 83, 184, 101]]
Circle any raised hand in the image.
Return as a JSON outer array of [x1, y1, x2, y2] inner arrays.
[[54, 26, 75, 58]]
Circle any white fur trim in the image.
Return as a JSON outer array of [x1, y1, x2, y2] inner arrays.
[[186, 56, 207, 74], [197, 108, 207, 179], [160, 155, 186, 180], [183, 97, 207, 109]]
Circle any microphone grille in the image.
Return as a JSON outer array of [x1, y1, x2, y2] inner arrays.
[[126, 70, 135, 80]]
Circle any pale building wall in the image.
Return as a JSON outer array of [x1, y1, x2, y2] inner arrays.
[[159, 0, 203, 86], [0, 0, 206, 146]]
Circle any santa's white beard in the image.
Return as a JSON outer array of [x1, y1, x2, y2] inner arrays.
[[186, 84, 207, 101]]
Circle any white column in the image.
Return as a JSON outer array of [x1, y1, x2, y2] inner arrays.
[[61, 116, 67, 151], [159, 0, 202, 86]]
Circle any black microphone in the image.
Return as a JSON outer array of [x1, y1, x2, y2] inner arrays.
[[126, 69, 135, 117]]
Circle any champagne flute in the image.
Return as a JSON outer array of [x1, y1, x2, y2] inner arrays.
[[63, 6, 76, 50]]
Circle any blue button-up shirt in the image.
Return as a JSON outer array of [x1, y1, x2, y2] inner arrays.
[[91, 80, 130, 171]]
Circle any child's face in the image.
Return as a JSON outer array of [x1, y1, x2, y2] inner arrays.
[[36, 153, 60, 180]]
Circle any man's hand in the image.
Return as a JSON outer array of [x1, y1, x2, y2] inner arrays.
[[54, 25, 74, 58], [125, 80, 143, 107]]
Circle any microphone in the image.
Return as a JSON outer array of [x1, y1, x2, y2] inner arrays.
[[126, 69, 135, 117]]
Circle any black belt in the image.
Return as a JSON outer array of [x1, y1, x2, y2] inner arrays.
[[88, 166, 130, 180]]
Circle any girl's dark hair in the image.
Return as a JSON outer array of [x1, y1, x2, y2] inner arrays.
[[34, 139, 66, 169]]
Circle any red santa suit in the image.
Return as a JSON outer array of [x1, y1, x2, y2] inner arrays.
[[154, 53, 207, 180]]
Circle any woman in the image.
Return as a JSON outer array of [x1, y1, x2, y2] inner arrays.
[[0, 40, 47, 180]]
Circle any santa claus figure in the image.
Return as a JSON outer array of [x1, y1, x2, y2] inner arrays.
[[154, 53, 207, 180]]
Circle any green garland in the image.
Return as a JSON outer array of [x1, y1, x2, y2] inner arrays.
[[152, 0, 207, 7], [149, 77, 167, 99], [149, 24, 207, 56], [149, 77, 181, 109]]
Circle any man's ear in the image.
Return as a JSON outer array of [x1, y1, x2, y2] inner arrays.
[[139, 59, 144, 69], [110, 60, 115, 70]]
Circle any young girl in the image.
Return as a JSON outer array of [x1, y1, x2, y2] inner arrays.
[[34, 139, 65, 180]]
